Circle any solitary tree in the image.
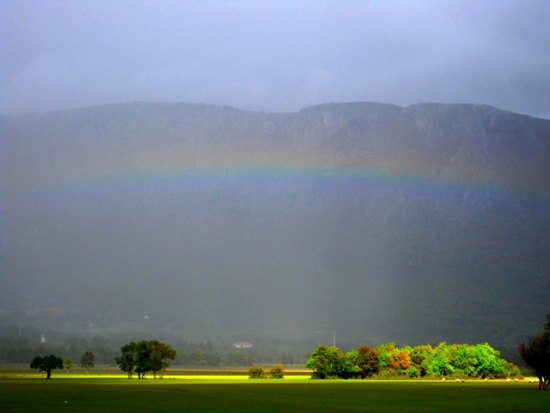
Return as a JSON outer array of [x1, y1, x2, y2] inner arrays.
[[30, 355, 63, 379], [64, 357, 73, 374], [519, 328, 550, 390], [519, 312, 550, 390], [80, 351, 95, 370]]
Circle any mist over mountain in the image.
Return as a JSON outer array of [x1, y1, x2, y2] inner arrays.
[[1, 101, 549, 355]]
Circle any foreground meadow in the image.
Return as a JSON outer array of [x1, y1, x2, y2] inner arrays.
[[1, 376, 549, 413]]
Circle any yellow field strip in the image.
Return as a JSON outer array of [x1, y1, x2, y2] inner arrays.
[[0, 372, 313, 381]]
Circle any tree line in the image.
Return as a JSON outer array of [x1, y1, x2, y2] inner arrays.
[[304, 312, 550, 390], [27, 312, 550, 386], [306, 342, 520, 379]]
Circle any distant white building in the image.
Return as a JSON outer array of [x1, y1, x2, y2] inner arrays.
[[232, 341, 252, 349], [40, 334, 47, 343]]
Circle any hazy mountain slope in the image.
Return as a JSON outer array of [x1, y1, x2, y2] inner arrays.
[[1, 102, 549, 353]]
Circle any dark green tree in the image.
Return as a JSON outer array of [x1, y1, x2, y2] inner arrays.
[[338, 350, 361, 379], [64, 357, 73, 374], [115, 342, 138, 379], [134, 340, 149, 379], [409, 344, 434, 377], [30, 354, 63, 379], [429, 343, 455, 377], [306, 345, 344, 379], [519, 326, 550, 390], [146, 340, 176, 378], [79, 351, 95, 369]]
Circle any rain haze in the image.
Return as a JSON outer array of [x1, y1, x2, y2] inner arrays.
[[1, 0, 550, 365]]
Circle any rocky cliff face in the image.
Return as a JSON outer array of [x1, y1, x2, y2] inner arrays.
[[1, 102, 549, 352]]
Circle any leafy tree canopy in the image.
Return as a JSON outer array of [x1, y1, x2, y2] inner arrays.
[[80, 351, 95, 369], [115, 340, 176, 379], [30, 354, 63, 379], [306, 345, 344, 379], [64, 357, 73, 373], [519, 312, 550, 390], [307, 342, 518, 380]]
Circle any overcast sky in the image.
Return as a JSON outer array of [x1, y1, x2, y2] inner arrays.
[[2, 0, 549, 118]]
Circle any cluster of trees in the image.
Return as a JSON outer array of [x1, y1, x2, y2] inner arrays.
[[30, 340, 176, 380], [114, 340, 176, 379], [519, 313, 550, 390], [306, 342, 520, 380]]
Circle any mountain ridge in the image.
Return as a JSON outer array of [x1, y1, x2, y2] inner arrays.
[[5, 99, 548, 120]]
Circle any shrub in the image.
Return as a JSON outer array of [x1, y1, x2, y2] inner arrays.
[[506, 362, 521, 377], [270, 365, 285, 379], [248, 366, 265, 379], [407, 366, 419, 378]]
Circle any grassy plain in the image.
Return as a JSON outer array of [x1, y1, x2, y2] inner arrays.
[[1, 374, 549, 413]]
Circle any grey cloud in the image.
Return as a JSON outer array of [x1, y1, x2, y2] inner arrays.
[[1, 0, 549, 118]]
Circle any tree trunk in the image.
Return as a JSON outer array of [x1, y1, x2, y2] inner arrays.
[[46, 370, 51, 379], [537, 374, 549, 390]]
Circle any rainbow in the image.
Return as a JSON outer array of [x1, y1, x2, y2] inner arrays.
[[3, 130, 549, 206], [8, 158, 549, 210]]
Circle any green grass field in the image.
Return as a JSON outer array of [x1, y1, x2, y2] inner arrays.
[[1, 376, 549, 413]]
